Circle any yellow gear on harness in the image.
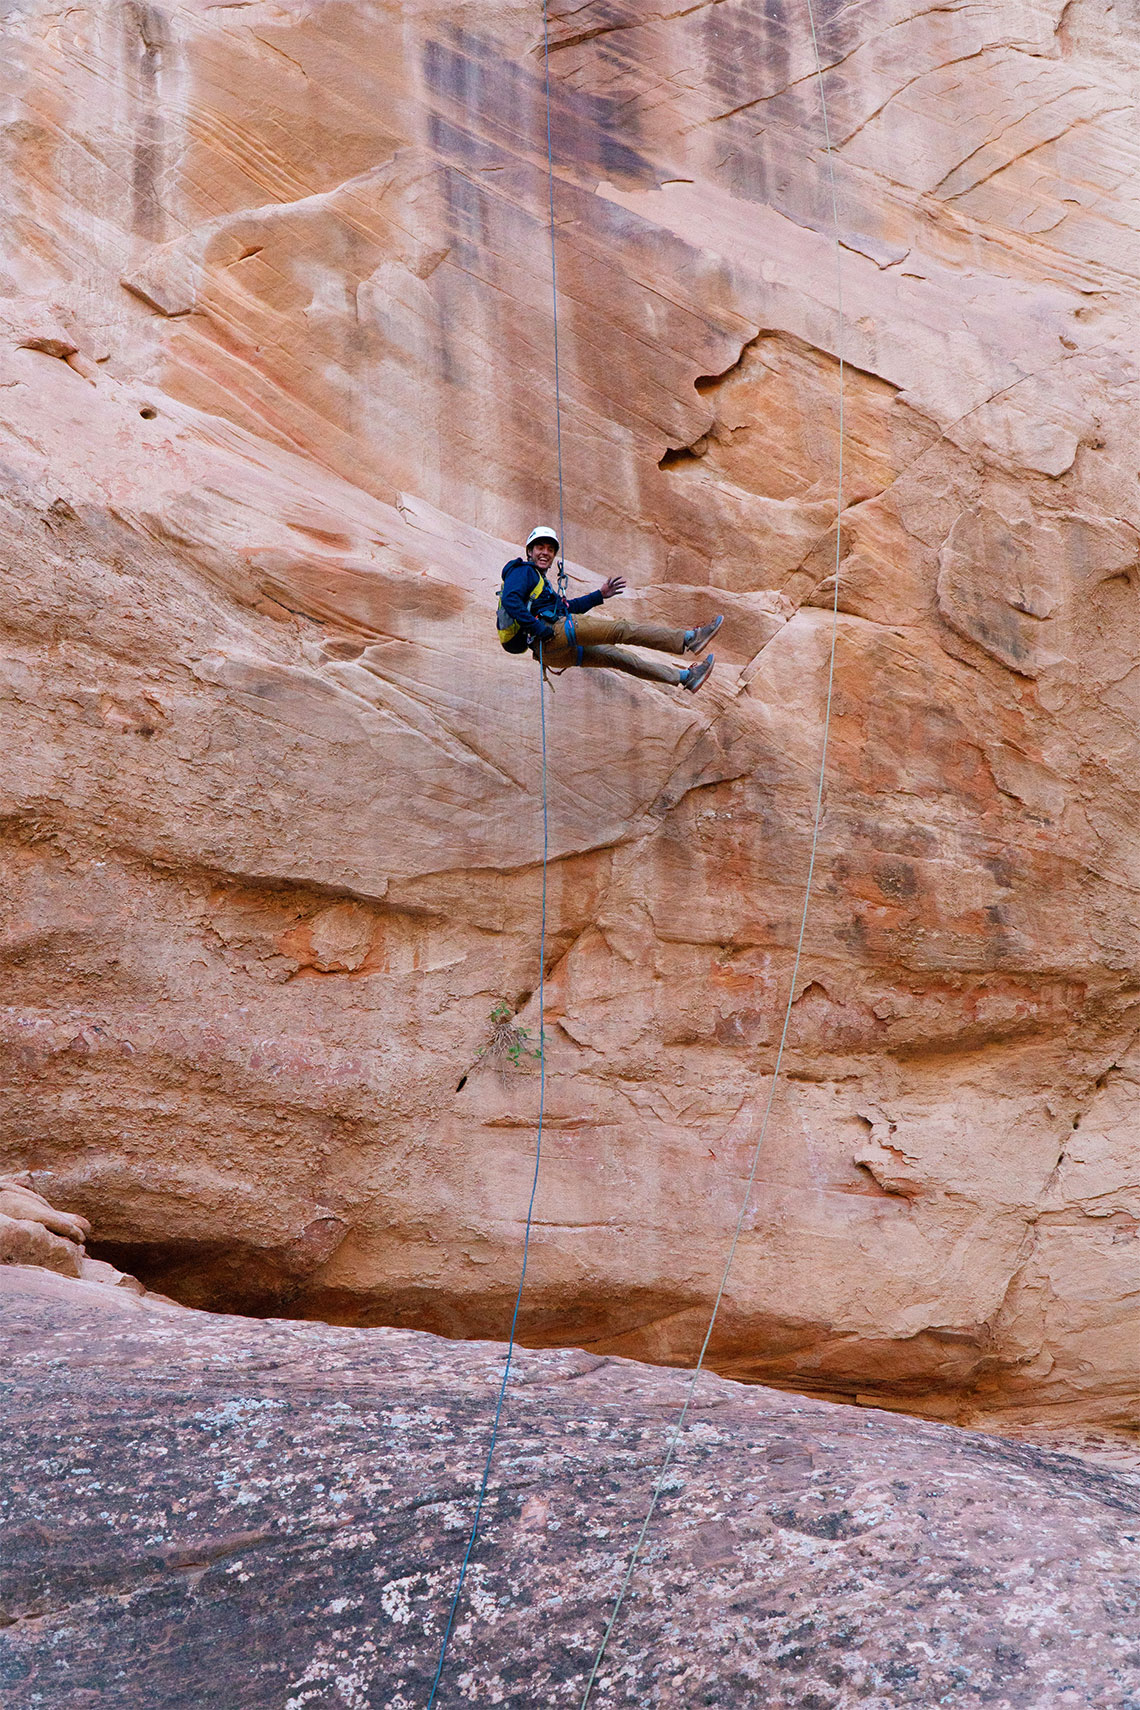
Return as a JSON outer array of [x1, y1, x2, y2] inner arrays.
[[497, 568, 548, 652]]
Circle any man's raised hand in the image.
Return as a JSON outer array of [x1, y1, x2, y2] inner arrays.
[[600, 576, 627, 599]]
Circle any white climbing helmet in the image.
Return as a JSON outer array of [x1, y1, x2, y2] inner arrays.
[[525, 525, 560, 551]]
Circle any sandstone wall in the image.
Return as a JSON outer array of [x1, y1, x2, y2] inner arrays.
[[0, 0, 1137, 1424]]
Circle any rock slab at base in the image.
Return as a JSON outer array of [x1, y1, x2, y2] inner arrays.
[[2, 1268, 1138, 1710]]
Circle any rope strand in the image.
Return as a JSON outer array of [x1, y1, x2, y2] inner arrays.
[[425, 8, 566, 1699], [425, 644, 550, 1709], [578, 5, 846, 1700], [542, 0, 568, 595]]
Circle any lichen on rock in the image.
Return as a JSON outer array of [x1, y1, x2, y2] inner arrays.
[[2, 1267, 1138, 1708]]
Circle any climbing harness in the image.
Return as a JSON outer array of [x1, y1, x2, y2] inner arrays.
[[495, 566, 582, 661], [425, 3, 567, 1701], [562, 610, 584, 665], [577, 0, 847, 1699]]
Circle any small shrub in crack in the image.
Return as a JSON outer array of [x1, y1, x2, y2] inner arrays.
[[479, 1000, 542, 1071]]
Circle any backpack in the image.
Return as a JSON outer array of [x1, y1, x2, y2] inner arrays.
[[497, 561, 549, 653]]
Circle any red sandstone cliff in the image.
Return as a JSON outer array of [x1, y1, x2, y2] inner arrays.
[[0, 0, 1137, 1426]]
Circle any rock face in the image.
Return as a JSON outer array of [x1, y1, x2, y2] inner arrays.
[[2, 1267, 1139, 1710], [0, 0, 1138, 1423], [0, 1172, 91, 1277], [0, 1169, 157, 1296]]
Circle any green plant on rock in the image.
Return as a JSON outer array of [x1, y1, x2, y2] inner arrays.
[[479, 999, 542, 1070]]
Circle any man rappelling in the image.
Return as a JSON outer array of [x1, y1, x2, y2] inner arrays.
[[497, 526, 721, 691]]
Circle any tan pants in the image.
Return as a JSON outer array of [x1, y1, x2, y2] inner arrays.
[[538, 612, 689, 685]]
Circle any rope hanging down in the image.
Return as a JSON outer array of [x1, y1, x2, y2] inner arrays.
[[543, 0, 568, 597], [578, 3, 847, 1701], [425, 5, 566, 1702]]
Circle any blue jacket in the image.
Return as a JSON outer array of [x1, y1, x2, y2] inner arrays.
[[497, 558, 604, 652]]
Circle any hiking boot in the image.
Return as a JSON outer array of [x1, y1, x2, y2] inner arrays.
[[684, 614, 723, 654], [681, 653, 715, 693]]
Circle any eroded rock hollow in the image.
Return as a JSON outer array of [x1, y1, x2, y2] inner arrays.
[[1, 0, 1138, 1426]]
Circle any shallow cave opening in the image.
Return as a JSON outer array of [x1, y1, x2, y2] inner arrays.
[[658, 437, 707, 469], [86, 1236, 311, 1320]]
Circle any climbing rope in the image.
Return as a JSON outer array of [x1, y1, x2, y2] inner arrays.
[[425, 5, 566, 1701], [578, 2, 847, 1701], [427, 642, 553, 1710], [543, 0, 569, 598]]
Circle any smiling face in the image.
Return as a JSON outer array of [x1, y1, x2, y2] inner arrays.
[[527, 538, 558, 571]]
